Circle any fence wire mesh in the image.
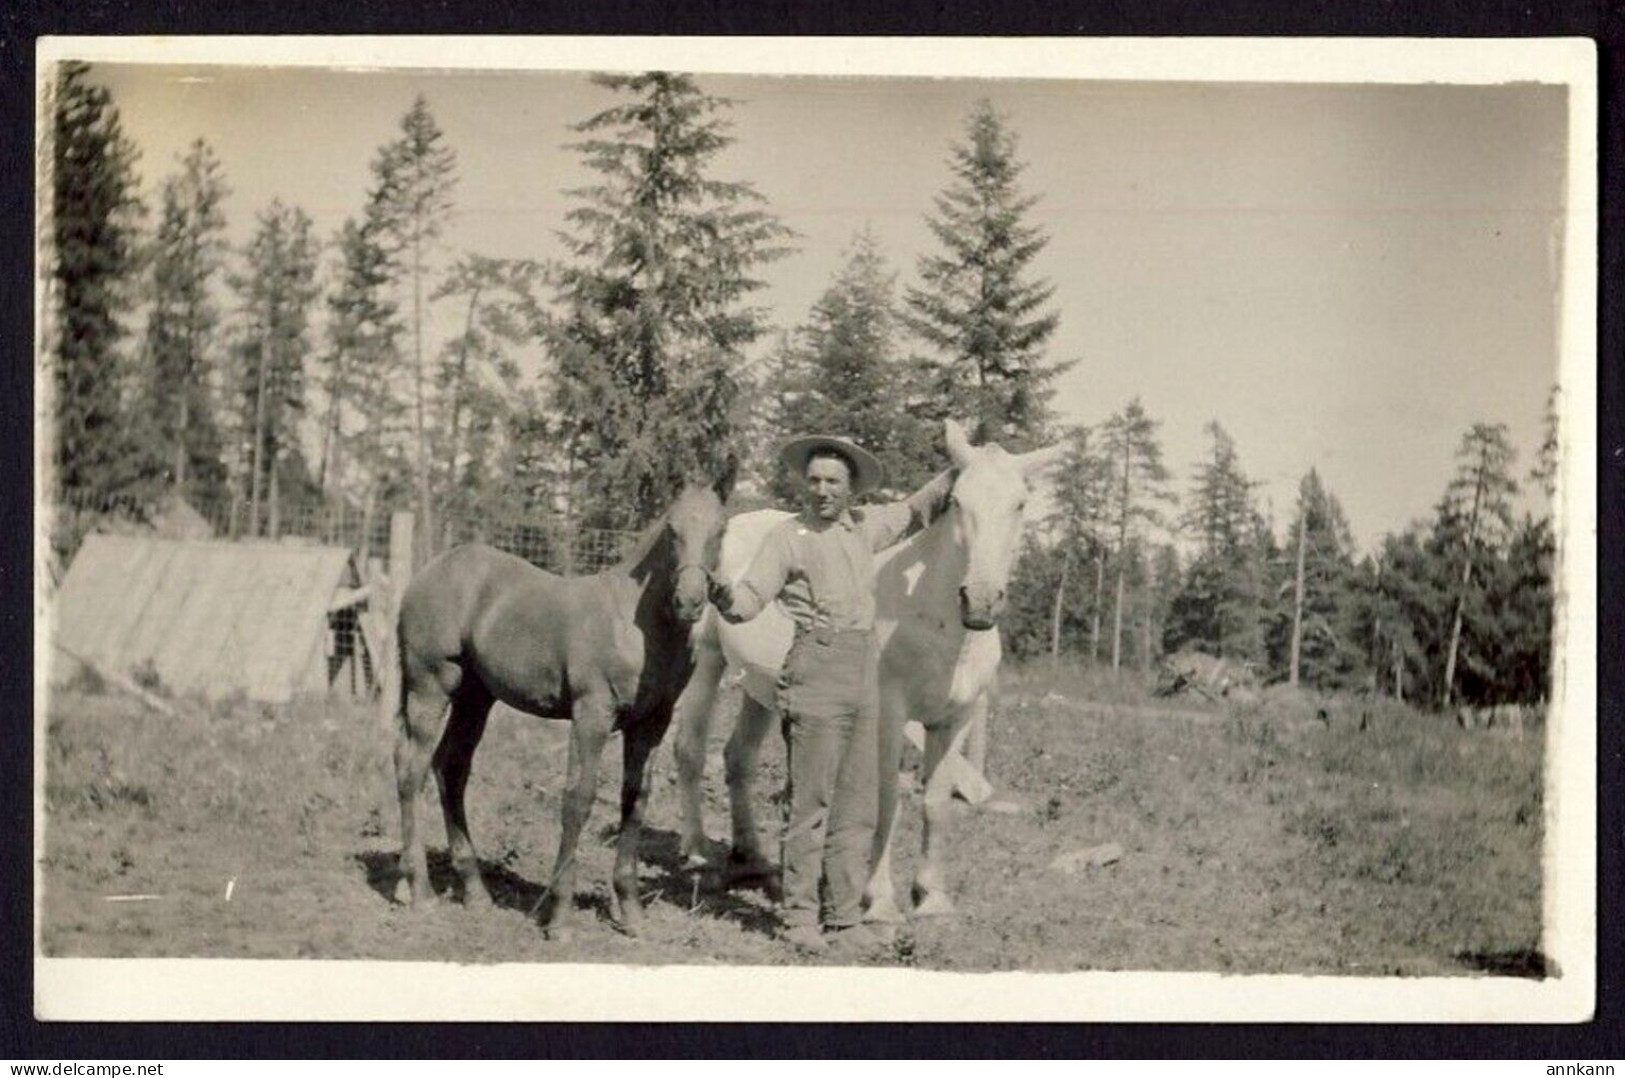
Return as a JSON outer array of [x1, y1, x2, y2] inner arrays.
[[48, 490, 638, 707]]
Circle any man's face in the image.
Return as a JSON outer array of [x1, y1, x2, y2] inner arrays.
[[803, 454, 853, 522]]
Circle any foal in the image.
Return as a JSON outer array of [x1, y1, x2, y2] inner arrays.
[[392, 466, 733, 938]]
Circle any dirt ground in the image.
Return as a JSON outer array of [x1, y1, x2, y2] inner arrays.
[[39, 665, 1546, 975]]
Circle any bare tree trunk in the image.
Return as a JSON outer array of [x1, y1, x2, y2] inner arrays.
[[1141, 554, 1154, 673], [174, 392, 189, 493], [1112, 441, 1132, 672], [268, 453, 281, 540], [1091, 553, 1105, 663], [1049, 551, 1070, 668], [411, 233, 433, 565], [318, 351, 344, 497], [1112, 564, 1126, 672], [360, 484, 376, 570], [440, 284, 483, 552], [1289, 509, 1307, 687], [248, 334, 270, 538], [1441, 466, 1486, 708]]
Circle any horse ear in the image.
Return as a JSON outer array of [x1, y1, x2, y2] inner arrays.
[[1016, 442, 1068, 479], [944, 419, 975, 468], [712, 453, 739, 503]]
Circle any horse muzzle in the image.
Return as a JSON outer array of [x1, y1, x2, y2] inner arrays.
[[958, 585, 1005, 631], [673, 566, 711, 624]]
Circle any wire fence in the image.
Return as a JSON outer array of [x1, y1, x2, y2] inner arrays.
[[49, 490, 638, 578], [48, 489, 642, 706]]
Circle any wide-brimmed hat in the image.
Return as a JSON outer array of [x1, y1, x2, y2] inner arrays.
[[779, 434, 886, 496]]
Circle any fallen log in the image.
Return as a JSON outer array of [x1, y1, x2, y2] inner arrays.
[[52, 640, 183, 719]]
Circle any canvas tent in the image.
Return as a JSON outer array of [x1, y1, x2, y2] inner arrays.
[[51, 535, 380, 704]]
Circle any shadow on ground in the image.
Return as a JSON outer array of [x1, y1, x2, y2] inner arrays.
[[353, 823, 781, 939]]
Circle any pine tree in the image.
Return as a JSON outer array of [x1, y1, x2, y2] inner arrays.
[[1100, 399, 1175, 671], [370, 95, 459, 553], [140, 138, 230, 501], [1438, 422, 1519, 707], [430, 254, 541, 540], [318, 211, 410, 535], [764, 229, 932, 503], [48, 62, 149, 505], [544, 72, 793, 529], [1042, 423, 1115, 661], [228, 201, 320, 536], [1166, 422, 1270, 662], [1274, 469, 1364, 690], [1530, 383, 1560, 502], [904, 100, 1069, 448]]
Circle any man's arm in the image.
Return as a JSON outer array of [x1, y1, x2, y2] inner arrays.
[[859, 469, 955, 553], [712, 526, 793, 623]]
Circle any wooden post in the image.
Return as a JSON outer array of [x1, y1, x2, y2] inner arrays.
[[388, 510, 416, 604]]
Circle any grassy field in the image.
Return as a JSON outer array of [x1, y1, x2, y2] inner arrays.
[[39, 664, 1546, 975]]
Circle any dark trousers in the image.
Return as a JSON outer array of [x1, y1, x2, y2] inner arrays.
[[777, 628, 880, 930]]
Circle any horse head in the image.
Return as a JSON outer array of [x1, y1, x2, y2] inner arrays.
[[943, 419, 1065, 631], [666, 454, 738, 624]]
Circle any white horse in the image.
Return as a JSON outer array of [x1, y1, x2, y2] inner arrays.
[[672, 419, 1062, 920]]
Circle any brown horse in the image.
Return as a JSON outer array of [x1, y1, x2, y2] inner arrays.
[[392, 464, 734, 939]]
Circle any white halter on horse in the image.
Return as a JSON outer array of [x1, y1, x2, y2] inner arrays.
[[673, 418, 1064, 921]]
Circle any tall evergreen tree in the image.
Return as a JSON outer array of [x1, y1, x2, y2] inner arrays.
[[1438, 422, 1519, 707], [1273, 469, 1365, 690], [48, 62, 149, 504], [764, 229, 933, 503], [1530, 383, 1560, 503], [544, 72, 793, 529], [140, 138, 230, 500], [317, 214, 406, 510], [229, 201, 320, 536], [371, 95, 459, 552], [1166, 422, 1269, 662], [903, 100, 1069, 448], [430, 254, 541, 538], [1100, 399, 1175, 671], [1042, 423, 1115, 660]]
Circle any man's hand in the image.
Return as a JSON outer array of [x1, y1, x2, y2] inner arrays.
[[709, 577, 735, 614]]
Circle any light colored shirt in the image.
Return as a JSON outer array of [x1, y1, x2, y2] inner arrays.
[[723, 472, 954, 633]]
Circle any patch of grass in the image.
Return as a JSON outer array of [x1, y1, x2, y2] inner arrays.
[[39, 663, 1545, 975]]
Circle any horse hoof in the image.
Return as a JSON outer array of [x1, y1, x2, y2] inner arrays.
[[462, 886, 492, 911], [864, 897, 908, 925], [912, 890, 958, 918], [543, 924, 575, 943]]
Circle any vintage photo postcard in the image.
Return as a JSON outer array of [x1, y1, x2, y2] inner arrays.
[[32, 36, 1596, 1022]]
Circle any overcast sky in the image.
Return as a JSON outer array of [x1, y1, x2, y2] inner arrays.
[[89, 65, 1568, 551]]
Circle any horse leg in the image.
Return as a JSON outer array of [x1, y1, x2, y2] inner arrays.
[[394, 674, 453, 908], [432, 684, 494, 909], [723, 693, 776, 882], [863, 701, 909, 924], [672, 641, 725, 867], [912, 697, 983, 918], [541, 697, 611, 941], [612, 716, 669, 935]]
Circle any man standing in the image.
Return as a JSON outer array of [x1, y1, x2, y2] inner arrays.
[[711, 435, 952, 954]]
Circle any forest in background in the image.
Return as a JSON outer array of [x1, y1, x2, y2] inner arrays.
[[41, 63, 1557, 710]]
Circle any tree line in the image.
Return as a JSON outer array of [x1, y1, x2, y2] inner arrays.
[[44, 63, 1555, 709]]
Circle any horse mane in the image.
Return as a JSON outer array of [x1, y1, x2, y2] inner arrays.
[[612, 506, 675, 581]]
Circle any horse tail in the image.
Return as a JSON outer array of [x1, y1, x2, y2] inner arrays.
[[380, 618, 406, 734]]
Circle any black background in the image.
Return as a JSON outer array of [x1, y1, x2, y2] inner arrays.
[[2, 0, 1620, 1059]]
